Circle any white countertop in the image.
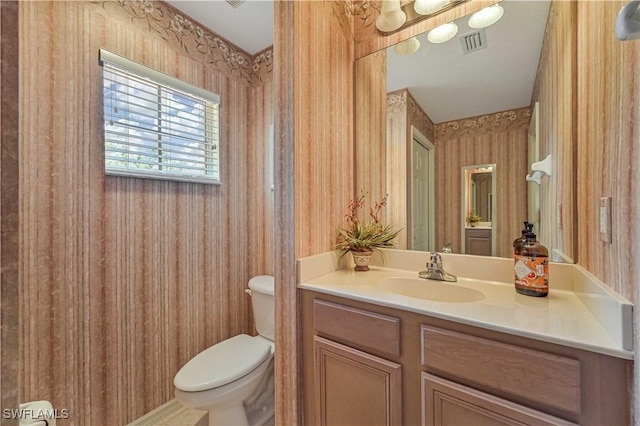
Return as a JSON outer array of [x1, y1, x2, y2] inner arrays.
[[297, 250, 634, 360]]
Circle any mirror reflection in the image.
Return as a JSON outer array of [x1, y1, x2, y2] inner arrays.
[[462, 165, 496, 256], [375, 0, 470, 35], [468, 169, 493, 223], [356, 0, 569, 260]]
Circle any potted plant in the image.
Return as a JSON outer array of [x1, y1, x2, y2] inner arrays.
[[466, 211, 482, 227], [332, 193, 401, 271]]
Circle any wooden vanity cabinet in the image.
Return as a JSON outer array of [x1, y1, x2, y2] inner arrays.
[[314, 336, 402, 425], [307, 299, 403, 425], [301, 290, 631, 426], [422, 373, 576, 426], [465, 228, 492, 256]]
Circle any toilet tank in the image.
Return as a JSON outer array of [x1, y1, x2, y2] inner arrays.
[[248, 275, 275, 341]]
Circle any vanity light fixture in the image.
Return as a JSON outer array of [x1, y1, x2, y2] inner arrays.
[[468, 4, 504, 29], [414, 0, 450, 16], [394, 37, 421, 55], [376, 0, 407, 33], [427, 22, 458, 43]]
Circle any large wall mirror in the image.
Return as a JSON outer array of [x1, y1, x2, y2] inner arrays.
[[355, 0, 574, 262]]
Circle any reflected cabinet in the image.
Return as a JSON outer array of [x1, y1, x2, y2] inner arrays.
[[465, 228, 492, 256]]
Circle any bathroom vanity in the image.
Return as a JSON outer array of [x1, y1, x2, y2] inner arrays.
[[464, 227, 492, 256], [298, 250, 633, 426]]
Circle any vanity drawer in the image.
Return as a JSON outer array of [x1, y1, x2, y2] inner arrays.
[[465, 228, 491, 238], [313, 299, 400, 357], [420, 325, 581, 415]]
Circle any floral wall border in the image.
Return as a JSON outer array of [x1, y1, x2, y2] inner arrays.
[[406, 90, 435, 139], [89, 0, 272, 86], [386, 89, 407, 113], [435, 107, 531, 140], [332, 0, 378, 40]]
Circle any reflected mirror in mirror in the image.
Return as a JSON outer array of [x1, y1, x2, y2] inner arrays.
[[469, 171, 493, 223], [462, 164, 496, 256], [355, 0, 570, 261]]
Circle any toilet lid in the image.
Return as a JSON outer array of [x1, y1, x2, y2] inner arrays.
[[248, 275, 274, 296], [174, 334, 272, 392]]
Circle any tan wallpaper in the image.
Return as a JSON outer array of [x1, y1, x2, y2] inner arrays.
[[576, 0, 637, 303], [1, 2, 20, 425], [434, 108, 530, 258], [355, 50, 387, 205], [574, 1, 639, 420], [531, 0, 576, 262], [292, 1, 355, 259], [274, 1, 355, 423], [18, 1, 273, 424]]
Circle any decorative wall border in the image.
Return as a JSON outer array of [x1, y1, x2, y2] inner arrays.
[[89, 0, 272, 86], [386, 89, 407, 113], [406, 90, 435, 138], [435, 107, 531, 140], [334, 0, 378, 39], [387, 89, 436, 138]]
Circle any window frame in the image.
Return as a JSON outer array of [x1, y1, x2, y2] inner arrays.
[[100, 49, 221, 185]]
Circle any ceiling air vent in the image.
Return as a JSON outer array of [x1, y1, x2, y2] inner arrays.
[[226, 0, 245, 9], [460, 29, 487, 55]]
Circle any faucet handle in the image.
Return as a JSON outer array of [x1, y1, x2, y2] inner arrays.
[[441, 243, 453, 253], [427, 252, 442, 269]]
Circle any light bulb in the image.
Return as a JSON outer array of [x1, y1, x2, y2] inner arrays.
[[427, 22, 458, 43], [414, 0, 449, 16], [376, 0, 407, 32], [468, 5, 504, 29], [394, 37, 421, 55]]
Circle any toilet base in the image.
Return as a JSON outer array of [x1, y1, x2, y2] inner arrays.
[[208, 404, 249, 426]]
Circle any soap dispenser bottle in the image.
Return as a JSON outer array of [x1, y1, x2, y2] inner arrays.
[[514, 230, 549, 297]]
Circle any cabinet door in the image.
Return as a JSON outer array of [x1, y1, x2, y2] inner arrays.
[[465, 228, 492, 256], [314, 336, 402, 426], [422, 373, 576, 426]]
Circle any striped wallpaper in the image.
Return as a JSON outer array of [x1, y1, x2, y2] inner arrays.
[[18, 1, 273, 424]]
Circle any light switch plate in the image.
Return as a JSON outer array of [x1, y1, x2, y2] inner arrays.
[[599, 197, 612, 244]]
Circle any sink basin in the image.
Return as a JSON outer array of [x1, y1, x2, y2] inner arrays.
[[378, 277, 485, 303]]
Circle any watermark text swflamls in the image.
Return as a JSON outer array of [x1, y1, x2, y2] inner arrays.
[[3, 408, 70, 420]]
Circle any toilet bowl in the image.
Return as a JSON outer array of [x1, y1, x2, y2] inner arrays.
[[174, 276, 275, 426]]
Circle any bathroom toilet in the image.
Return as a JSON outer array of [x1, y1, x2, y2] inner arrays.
[[174, 275, 275, 426]]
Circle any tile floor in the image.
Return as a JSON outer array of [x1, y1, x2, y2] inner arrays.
[[128, 400, 207, 426]]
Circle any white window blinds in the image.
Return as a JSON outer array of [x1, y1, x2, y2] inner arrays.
[[100, 49, 221, 184]]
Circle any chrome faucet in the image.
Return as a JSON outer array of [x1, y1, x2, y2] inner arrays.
[[419, 252, 457, 282]]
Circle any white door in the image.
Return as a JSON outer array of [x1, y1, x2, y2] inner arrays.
[[412, 136, 434, 251]]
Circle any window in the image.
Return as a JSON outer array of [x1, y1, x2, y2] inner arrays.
[[100, 50, 220, 184]]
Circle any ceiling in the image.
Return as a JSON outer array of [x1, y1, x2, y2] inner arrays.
[[166, 0, 274, 55], [166, 0, 550, 124]]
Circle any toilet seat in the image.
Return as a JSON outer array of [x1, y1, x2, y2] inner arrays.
[[174, 334, 272, 392]]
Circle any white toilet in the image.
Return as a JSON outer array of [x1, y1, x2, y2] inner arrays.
[[174, 275, 275, 426]]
